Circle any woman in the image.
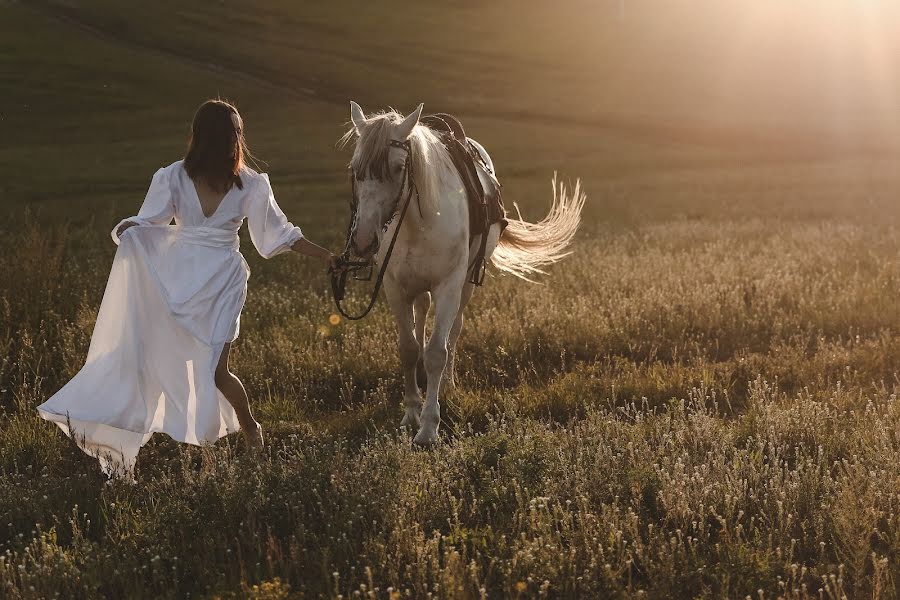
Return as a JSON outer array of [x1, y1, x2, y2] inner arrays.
[[38, 99, 336, 478]]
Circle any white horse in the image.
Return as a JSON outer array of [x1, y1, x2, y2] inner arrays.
[[342, 101, 585, 445]]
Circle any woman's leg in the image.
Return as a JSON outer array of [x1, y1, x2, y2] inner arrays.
[[215, 343, 263, 447]]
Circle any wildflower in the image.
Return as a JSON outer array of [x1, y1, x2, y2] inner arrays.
[[329, 313, 341, 326], [515, 581, 527, 592]]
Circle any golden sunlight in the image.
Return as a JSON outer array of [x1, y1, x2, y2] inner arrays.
[[721, 0, 900, 131], [568, 0, 900, 151]]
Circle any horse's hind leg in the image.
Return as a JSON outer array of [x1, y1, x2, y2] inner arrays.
[[413, 292, 430, 390], [415, 272, 466, 446], [446, 226, 502, 390], [385, 284, 423, 431], [446, 283, 475, 391]]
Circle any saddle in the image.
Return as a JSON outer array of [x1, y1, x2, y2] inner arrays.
[[421, 113, 508, 285]]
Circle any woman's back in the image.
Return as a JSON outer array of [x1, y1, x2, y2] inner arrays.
[[118, 160, 303, 259]]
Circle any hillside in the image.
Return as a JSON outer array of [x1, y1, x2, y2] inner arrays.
[[5, 0, 900, 227]]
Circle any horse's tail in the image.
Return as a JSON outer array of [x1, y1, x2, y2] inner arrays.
[[490, 174, 586, 281]]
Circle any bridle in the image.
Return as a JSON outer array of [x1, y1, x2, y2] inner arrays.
[[329, 139, 419, 320]]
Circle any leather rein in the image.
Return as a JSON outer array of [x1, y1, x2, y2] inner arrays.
[[329, 139, 419, 321]]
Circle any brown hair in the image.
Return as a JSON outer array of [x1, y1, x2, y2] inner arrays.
[[183, 99, 250, 193]]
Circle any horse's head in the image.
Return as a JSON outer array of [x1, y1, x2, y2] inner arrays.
[[344, 101, 423, 259]]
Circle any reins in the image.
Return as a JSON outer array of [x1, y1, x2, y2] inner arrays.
[[329, 139, 418, 321]]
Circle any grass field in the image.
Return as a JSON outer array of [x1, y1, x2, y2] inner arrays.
[[2, 1, 900, 598]]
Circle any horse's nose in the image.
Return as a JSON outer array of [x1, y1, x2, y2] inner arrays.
[[353, 236, 379, 259]]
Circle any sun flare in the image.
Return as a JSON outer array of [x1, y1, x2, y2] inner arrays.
[[594, 0, 900, 148]]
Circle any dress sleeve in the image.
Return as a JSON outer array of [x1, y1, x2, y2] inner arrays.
[[111, 167, 176, 244], [246, 173, 303, 259]]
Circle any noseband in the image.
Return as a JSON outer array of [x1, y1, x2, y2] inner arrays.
[[330, 139, 419, 320]]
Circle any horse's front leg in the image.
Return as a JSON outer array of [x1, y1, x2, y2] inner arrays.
[[384, 281, 423, 431], [414, 272, 465, 446], [445, 282, 474, 391]]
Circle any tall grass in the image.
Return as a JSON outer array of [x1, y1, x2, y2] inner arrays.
[[1, 213, 899, 598]]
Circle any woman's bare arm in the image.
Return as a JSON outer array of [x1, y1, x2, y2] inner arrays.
[[291, 237, 339, 270], [116, 221, 138, 237]]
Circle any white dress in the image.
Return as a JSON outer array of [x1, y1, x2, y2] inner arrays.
[[37, 160, 303, 476]]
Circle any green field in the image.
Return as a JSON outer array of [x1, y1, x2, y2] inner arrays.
[[2, 1, 900, 598]]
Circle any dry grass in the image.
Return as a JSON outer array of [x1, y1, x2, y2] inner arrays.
[[1, 216, 899, 599]]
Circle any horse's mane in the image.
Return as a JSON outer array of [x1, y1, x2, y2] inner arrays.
[[340, 110, 457, 214]]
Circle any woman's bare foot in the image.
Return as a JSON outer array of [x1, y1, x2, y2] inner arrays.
[[244, 421, 264, 449]]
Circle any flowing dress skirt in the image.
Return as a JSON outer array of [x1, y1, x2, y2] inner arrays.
[[37, 225, 249, 476]]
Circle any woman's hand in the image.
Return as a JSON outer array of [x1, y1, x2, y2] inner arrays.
[[117, 221, 138, 237], [325, 253, 342, 272]]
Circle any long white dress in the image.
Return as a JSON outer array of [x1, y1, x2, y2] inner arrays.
[[37, 160, 303, 476]]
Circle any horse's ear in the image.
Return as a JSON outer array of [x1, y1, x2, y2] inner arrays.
[[396, 103, 424, 140], [350, 101, 367, 133]]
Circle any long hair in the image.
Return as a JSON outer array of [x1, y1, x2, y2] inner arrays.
[[184, 99, 250, 193]]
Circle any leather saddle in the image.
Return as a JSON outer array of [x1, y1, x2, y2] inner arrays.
[[420, 113, 508, 285]]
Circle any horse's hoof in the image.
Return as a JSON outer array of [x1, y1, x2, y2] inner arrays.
[[412, 430, 439, 447], [411, 438, 437, 451], [400, 412, 420, 432]]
